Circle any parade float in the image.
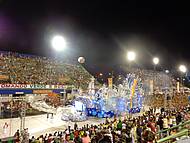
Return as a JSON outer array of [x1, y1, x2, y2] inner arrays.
[[71, 73, 144, 119], [28, 73, 144, 121]]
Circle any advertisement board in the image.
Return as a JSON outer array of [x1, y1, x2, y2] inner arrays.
[[0, 84, 67, 89]]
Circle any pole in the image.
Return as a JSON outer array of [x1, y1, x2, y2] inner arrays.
[[20, 96, 26, 142], [111, 70, 114, 89], [164, 73, 169, 110], [128, 63, 133, 110], [181, 74, 183, 108], [154, 65, 157, 91], [0, 94, 1, 118], [153, 65, 156, 95], [10, 95, 13, 137]]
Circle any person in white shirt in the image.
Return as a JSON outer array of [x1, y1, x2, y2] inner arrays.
[[163, 117, 168, 129], [122, 123, 126, 130], [168, 116, 173, 127], [172, 117, 176, 126]]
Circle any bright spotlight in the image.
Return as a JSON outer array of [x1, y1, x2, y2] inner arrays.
[[51, 35, 66, 51], [153, 57, 159, 65], [127, 51, 136, 61], [165, 70, 169, 74], [99, 73, 103, 76], [78, 56, 85, 64], [179, 65, 187, 73]]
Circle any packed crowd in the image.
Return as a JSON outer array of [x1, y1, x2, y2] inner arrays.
[[11, 107, 190, 143], [0, 51, 92, 89], [118, 67, 189, 108]]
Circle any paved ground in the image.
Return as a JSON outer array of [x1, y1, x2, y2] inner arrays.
[[0, 114, 105, 138]]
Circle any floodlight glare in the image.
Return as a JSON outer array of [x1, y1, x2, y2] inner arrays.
[[153, 57, 159, 65], [127, 51, 136, 61], [99, 73, 103, 76], [179, 65, 187, 73], [51, 35, 66, 51], [165, 70, 169, 74]]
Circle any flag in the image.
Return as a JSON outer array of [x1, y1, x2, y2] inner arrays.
[[108, 78, 113, 89]]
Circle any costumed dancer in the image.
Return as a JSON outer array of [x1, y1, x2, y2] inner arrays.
[[3, 122, 9, 137]]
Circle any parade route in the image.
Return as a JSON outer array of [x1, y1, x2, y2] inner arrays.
[[0, 114, 105, 138]]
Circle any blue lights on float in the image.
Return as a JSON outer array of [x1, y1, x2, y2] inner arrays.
[[129, 107, 141, 114], [72, 74, 144, 118]]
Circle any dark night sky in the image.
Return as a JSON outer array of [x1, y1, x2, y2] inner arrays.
[[0, 0, 190, 74]]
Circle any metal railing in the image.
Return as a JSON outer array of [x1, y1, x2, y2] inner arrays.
[[157, 129, 189, 143], [0, 136, 16, 142], [157, 120, 190, 135], [156, 120, 190, 143]]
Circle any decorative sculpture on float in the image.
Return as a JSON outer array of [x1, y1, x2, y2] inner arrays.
[[88, 77, 95, 95], [72, 73, 144, 118]]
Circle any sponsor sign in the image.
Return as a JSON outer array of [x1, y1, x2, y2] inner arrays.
[[0, 89, 33, 94], [0, 89, 64, 94], [0, 75, 9, 80], [33, 90, 52, 94], [0, 84, 66, 89]]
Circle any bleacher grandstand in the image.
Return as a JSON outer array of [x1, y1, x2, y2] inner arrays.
[[0, 51, 92, 89], [121, 66, 190, 109]]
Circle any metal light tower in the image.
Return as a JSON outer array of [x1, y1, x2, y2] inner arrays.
[[179, 64, 187, 107], [127, 51, 136, 62], [20, 97, 26, 132], [153, 57, 159, 68], [127, 51, 136, 109], [51, 35, 67, 52], [152, 57, 159, 102]]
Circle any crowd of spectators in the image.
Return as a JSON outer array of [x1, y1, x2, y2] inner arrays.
[[0, 51, 92, 89], [10, 107, 189, 143], [123, 67, 190, 108]]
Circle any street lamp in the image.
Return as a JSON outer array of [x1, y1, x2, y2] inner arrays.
[[51, 35, 66, 51], [127, 51, 136, 62]]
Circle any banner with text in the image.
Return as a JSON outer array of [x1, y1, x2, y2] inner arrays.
[[0, 84, 70, 89], [0, 75, 9, 80]]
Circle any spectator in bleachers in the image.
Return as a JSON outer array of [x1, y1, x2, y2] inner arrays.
[[0, 51, 92, 89]]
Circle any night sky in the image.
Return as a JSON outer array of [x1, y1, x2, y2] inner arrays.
[[0, 0, 190, 74]]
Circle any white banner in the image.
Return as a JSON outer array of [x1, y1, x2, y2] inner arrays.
[[0, 84, 67, 89]]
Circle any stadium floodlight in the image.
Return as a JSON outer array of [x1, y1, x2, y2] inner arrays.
[[165, 70, 169, 74], [99, 73, 103, 76], [153, 57, 159, 65], [51, 35, 66, 51], [127, 51, 136, 61], [179, 65, 187, 73]]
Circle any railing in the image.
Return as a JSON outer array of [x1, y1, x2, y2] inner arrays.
[[0, 136, 16, 142], [157, 120, 190, 135], [157, 129, 189, 143], [156, 120, 190, 143]]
